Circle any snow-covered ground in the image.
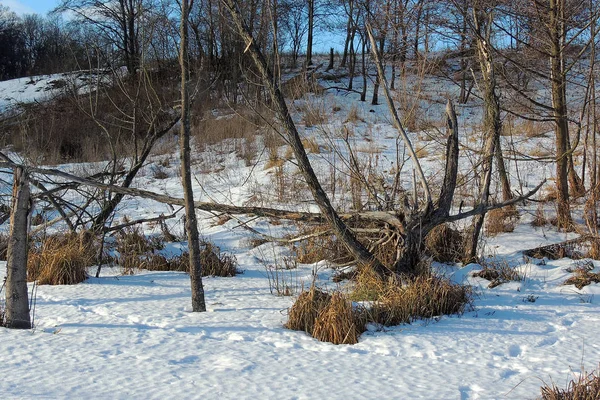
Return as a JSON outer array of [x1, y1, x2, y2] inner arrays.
[[1, 65, 599, 399]]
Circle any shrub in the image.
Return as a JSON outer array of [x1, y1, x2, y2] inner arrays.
[[28, 232, 96, 285], [541, 368, 600, 400], [425, 224, 464, 263]]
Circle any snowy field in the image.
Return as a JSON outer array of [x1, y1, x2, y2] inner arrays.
[[1, 67, 600, 399]]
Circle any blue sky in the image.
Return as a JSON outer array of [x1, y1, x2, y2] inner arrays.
[[1, 0, 59, 15]]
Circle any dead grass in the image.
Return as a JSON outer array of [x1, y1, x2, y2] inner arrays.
[[303, 105, 328, 128], [285, 285, 332, 334], [541, 367, 600, 400], [287, 267, 472, 345], [193, 106, 268, 148], [312, 291, 366, 345], [531, 203, 549, 227], [292, 228, 352, 265], [425, 224, 464, 263], [360, 272, 473, 327], [301, 137, 321, 154], [485, 206, 519, 236], [345, 105, 363, 123], [564, 266, 600, 290], [115, 226, 164, 274], [282, 74, 324, 99], [472, 257, 523, 288], [28, 232, 96, 285]]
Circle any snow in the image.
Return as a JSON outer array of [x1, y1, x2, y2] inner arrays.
[[1, 63, 600, 399]]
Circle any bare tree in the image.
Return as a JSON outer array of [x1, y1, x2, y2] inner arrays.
[[180, 0, 206, 312]]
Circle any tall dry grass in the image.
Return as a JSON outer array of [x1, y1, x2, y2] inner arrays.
[[28, 232, 96, 285]]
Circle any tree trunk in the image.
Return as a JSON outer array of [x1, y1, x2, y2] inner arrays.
[[464, 7, 501, 263], [5, 167, 32, 329], [180, 0, 206, 312], [371, 36, 384, 105], [549, 0, 573, 229], [306, 0, 314, 66], [223, 0, 388, 276]]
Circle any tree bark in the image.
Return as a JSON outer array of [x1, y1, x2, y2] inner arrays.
[[180, 0, 206, 312], [306, 0, 314, 66], [463, 6, 501, 263], [549, 0, 573, 229], [5, 167, 32, 329]]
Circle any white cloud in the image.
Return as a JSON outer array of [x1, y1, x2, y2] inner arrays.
[[0, 0, 36, 15]]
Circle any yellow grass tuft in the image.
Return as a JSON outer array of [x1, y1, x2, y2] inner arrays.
[[28, 232, 96, 285]]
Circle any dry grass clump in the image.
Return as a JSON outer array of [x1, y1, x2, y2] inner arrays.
[[285, 285, 332, 334], [564, 266, 600, 290], [425, 224, 464, 263], [541, 368, 600, 400], [312, 291, 366, 345], [472, 257, 523, 288], [115, 226, 164, 274], [345, 105, 363, 123], [301, 137, 321, 153], [199, 242, 239, 277], [366, 273, 473, 326], [532, 203, 549, 227], [303, 105, 328, 128], [287, 267, 472, 344], [28, 232, 96, 285], [485, 206, 519, 236]]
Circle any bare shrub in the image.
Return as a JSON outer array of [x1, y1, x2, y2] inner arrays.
[[151, 164, 169, 179], [485, 206, 519, 236], [28, 232, 96, 285], [540, 367, 600, 400], [425, 224, 464, 263], [265, 256, 299, 296]]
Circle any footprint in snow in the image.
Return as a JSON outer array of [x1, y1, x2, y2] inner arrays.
[[508, 344, 522, 357]]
